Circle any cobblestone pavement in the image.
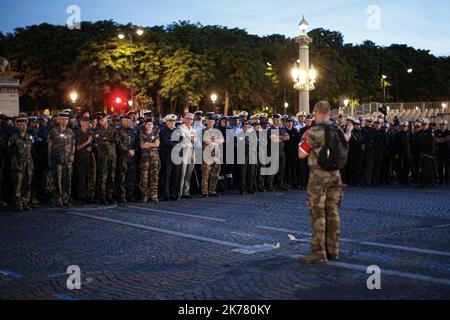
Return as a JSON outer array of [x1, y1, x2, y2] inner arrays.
[[1, 185, 450, 300]]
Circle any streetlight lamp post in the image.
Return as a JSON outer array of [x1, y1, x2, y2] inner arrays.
[[69, 90, 78, 113], [292, 16, 316, 114], [211, 93, 218, 112], [118, 28, 144, 112]]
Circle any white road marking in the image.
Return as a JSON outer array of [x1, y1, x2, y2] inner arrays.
[[69, 205, 118, 212], [125, 205, 226, 222], [257, 225, 450, 257], [68, 212, 275, 255], [285, 253, 450, 287]]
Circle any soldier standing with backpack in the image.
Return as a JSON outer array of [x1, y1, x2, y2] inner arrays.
[[298, 101, 352, 264]]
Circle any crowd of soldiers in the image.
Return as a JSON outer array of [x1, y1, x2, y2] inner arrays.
[[0, 108, 449, 212]]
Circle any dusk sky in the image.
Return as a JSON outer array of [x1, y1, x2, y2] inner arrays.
[[1, 0, 449, 56]]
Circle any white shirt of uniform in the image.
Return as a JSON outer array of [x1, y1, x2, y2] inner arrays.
[[193, 121, 205, 149], [294, 121, 306, 132]]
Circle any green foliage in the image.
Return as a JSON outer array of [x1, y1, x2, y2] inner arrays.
[[0, 21, 449, 113]]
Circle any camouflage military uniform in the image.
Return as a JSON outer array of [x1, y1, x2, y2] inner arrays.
[[139, 129, 161, 202], [48, 127, 75, 207], [8, 131, 34, 210], [202, 128, 222, 197], [94, 126, 117, 204], [116, 126, 138, 202], [74, 128, 96, 203], [300, 121, 344, 262]]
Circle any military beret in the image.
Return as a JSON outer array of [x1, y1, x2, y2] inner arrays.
[[143, 110, 153, 117], [165, 114, 177, 121], [286, 117, 295, 122], [273, 114, 282, 119]]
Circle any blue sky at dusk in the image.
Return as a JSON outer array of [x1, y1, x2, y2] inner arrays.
[[1, 0, 449, 56]]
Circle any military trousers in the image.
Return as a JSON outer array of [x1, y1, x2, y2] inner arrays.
[[307, 169, 343, 259], [12, 162, 33, 209], [140, 151, 161, 201], [53, 163, 73, 205], [202, 162, 221, 196]]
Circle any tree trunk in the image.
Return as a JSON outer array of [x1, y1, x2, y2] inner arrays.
[[224, 91, 230, 116]]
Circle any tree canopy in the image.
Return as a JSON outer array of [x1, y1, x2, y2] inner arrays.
[[1, 20, 449, 114]]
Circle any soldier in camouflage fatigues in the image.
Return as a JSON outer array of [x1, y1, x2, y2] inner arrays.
[[48, 113, 75, 208], [116, 115, 138, 203], [8, 115, 34, 211], [94, 113, 117, 205], [202, 115, 224, 198], [74, 116, 97, 204], [139, 119, 161, 203], [299, 101, 350, 264]]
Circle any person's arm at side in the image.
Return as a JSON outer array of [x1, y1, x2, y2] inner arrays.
[[298, 128, 313, 159]]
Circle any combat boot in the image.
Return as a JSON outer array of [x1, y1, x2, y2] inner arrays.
[[328, 254, 339, 261], [31, 198, 40, 205], [299, 253, 327, 265], [142, 196, 148, 204], [150, 197, 159, 203], [0, 200, 7, 207]]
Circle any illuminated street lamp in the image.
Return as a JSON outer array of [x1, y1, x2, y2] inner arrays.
[[443, 103, 448, 111], [211, 93, 218, 104], [407, 68, 413, 74], [117, 27, 145, 111], [70, 91, 78, 104], [292, 15, 316, 113], [284, 102, 289, 110], [115, 97, 122, 105]]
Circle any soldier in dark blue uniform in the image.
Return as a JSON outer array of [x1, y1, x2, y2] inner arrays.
[[395, 122, 411, 185], [159, 114, 182, 201], [285, 117, 300, 189], [416, 118, 435, 188], [436, 120, 450, 185]]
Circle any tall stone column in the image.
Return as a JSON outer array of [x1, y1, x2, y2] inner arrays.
[[297, 34, 312, 114]]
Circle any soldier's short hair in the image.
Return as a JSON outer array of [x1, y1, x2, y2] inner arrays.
[[313, 101, 331, 115]]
